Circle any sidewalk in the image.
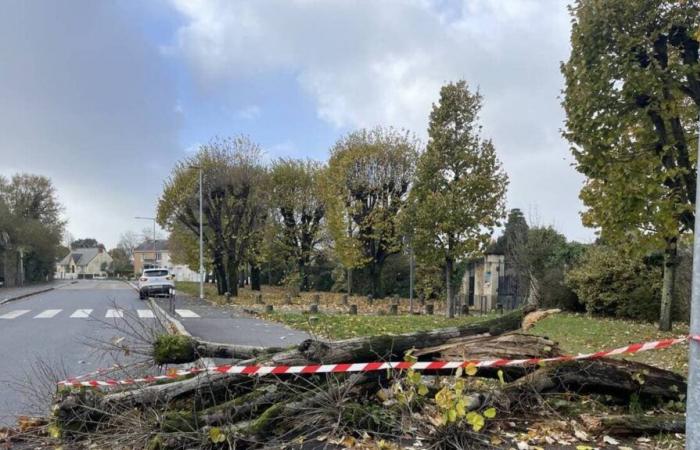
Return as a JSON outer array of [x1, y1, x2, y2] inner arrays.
[[0, 280, 71, 305], [151, 294, 311, 347]]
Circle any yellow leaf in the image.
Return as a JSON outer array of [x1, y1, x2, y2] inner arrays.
[[470, 413, 485, 432], [417, 384, 429, 396], [208, 427, 226, 443], [47, 423, 61, 439], [448, 408, 457, 423], [483, 407, 497, 419], [497, 369, 505, 385], [465, 364, 478, 376]]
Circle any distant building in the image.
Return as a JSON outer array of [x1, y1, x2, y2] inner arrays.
[[55, 247, 113, 279], [133, 239, 200, 282], [461, 253, 505, 312]]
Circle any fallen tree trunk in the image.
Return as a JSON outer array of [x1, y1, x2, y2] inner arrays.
[[580, 413, 685, 436], [153, 334, 287, 365], [501, 358, 686, 410], [97, 307, 536, 410]]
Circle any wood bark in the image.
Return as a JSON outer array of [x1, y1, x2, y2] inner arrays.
[[580, 413, 685, 436], [659, 236, 677, 331]]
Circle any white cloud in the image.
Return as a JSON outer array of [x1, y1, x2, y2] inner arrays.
[[235, 105, 261, 120], [169, 0, 593, 241]]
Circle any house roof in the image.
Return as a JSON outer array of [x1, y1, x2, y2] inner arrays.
[[59, 248, 108, 266], [134, 239, 169, 252]]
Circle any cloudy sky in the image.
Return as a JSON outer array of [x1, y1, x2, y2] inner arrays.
[[0, 0, 593, 248]]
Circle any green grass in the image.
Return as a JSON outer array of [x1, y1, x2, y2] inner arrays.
[[260, 312, 496, 340], [530, 313, 689, 374]]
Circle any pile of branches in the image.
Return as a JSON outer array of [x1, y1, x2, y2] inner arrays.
[[16, 307, 688, 449]]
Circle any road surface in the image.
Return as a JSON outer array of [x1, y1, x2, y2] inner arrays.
[[0, 280, 309, 426]]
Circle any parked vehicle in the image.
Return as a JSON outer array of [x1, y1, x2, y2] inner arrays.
[[94, 273, 107, 280], [138, 268, 174, 300]]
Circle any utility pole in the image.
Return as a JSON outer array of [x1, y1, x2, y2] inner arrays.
[[198, 168, 204, 300], [409, 241, 414, 314], [687, 118, 700, 449]]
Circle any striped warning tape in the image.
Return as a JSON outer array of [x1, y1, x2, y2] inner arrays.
[[58, 335, 698, 388]]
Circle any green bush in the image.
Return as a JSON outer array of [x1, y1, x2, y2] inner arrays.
[[566, 245, 661, 321]]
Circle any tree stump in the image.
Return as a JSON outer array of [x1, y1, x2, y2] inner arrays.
[[341, 294, 349, 306], [312, 294, 320, 305], [389, 304, 398, 315], [265, 304, 274, 313], [255, 293, 264, 305], [425, 304, 434, 315], [284, 294, 292, 305], [309, 304, 319, 314], [367, 294, 374, 306], [349, 304, 358, 315], [225, 292, 232, 304], [460, 304, 470, 315]]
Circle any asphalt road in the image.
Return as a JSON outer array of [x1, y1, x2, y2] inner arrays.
[[0, 280, 159, 425], [0, 280, 310, 427]]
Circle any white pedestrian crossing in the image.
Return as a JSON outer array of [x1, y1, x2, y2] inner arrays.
[[34, 309, 62, 318], [0, 307, 202, 320], [105, 309, 124, 318], [0, 309, 30, 319], [175, 309, 200, 318], [137, 309, 155, 318], [70, 309, 93, 318]]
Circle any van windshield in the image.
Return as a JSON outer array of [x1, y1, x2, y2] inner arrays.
[[144, 270, 168, 277]]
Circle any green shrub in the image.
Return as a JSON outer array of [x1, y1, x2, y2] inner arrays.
[[566, 245, 661, 321]]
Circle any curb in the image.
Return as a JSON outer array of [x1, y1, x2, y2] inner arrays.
[[0, 281, 75, 306], [121, 279, 191, 337], [148, 298, 191, 337]]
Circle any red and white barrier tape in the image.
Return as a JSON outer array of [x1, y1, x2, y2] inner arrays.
[[58, 335, 698, 388]]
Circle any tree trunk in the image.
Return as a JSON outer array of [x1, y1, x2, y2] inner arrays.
[[298, 257, 309, 292], [369, 260, 385, 298], [347, 267, 352, 295], [580, 413, 685, 436], [226, 258, 238, 297], [251, 264, 261, 291], [445, 256, 454, 318], [659, 236, 678, 331]]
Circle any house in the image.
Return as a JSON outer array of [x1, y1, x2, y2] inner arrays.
[[55, 247, 113, 279], [460, 253, 505, 312], [133, 239, 201, 282]]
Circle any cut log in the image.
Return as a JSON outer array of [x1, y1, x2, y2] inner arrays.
[[580, 413, 685, 436]]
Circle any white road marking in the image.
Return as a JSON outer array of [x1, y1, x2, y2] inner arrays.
[[175, 309, 200, 318], [34, 309, 62, 318], [70, 309, 93, 318], [0, 310, 30, 319], [137, 309, 155, 318], [105, 309, 124, 318]]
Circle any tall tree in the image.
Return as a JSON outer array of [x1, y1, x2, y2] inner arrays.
[[324, 127, 419, 298], [562, 0, 700, 330], [71, 238, 101, 249], [0, 174, 65, 282], [117, 231, 140, 262], [270, 159, 325, 292], [158, 136, 268, 296], [411, 81, 508, 318], [492, 209, 530, 300]]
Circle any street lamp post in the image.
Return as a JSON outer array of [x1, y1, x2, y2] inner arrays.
[[687, 118, 700, 448], [134, 216, 156, 269], [189, 165, 205, 300]]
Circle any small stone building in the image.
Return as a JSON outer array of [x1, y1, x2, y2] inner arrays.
[[461, 253, 505, 312]]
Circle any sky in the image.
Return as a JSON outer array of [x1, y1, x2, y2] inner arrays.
[[0, 0, 594, 249]]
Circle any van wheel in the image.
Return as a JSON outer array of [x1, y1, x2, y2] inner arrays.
[[139, 292, 146, 300]]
